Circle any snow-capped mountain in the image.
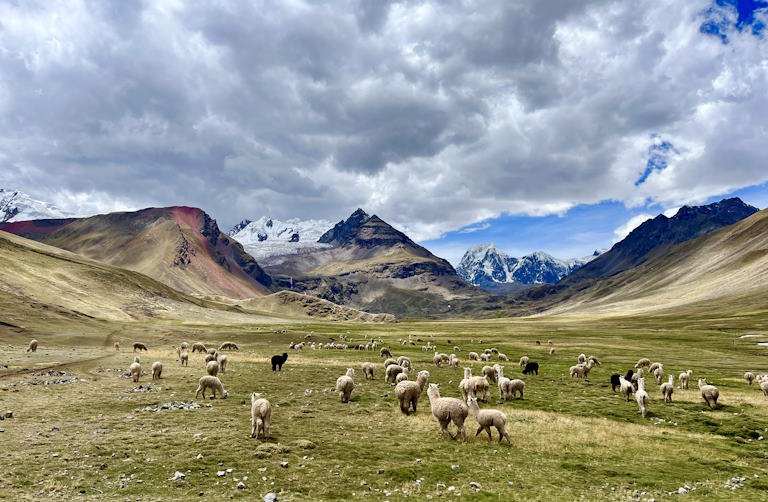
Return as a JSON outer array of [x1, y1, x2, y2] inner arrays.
[[456, 243, 602, 290], [1, 188, 74, 223], [228, 216, 333, 260]]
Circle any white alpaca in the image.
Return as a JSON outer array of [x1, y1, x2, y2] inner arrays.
[[635, 377, 649, 418]]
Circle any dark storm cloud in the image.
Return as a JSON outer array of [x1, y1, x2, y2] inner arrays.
[[1, 0, 767, 238]]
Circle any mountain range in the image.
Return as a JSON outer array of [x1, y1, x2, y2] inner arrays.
[[545, 205, 768, 317], [1, 188, 74, 223], [1, 191, 764, 320], [228, 216, 332, 260], [456, 243, 601, 294], [261, 208, 481, 316], [522, 197, 760, 307]]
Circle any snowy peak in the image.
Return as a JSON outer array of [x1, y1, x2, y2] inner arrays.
[[229, 216, 333, 260], [456, 243, 601, 289], [228, 219, 252, 236], [0, 188, 74, 223]]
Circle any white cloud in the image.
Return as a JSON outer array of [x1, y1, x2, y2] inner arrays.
[[1, 0, 767, 238], [613, 214, 655, 243], [459, 222, 491, 234]]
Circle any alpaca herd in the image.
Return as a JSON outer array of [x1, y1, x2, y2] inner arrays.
[[20, 334, 767, 448]]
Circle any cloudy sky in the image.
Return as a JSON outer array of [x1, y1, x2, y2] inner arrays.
[[2, 0, 768, 265]]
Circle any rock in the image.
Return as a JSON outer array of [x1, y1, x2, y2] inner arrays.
[[4, 410, 11, 419], [169, 471, 186, 481], [295, 439, 316, 450], [280, 462, 288, 468], [237, 482, 246, 490], [226, 468, 233, 473], [469, 481, 481, 490], [196, 454, 203, 460], [264, 492, 277, 502], [0, 428, 4, 433], [217, 471, 226, 477], [447, 486, 456, 492], [450, 464, 459, 472]]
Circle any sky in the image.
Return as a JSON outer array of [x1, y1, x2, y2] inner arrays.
[[1, 0, 768, 266]]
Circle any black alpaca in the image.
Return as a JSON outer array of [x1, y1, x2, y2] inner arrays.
[[611, 370, 634, 392], [271, 353, 288, 372], [522, 362, 539, 375]]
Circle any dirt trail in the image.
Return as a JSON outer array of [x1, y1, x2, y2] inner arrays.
[[0, 353, 114, 380]]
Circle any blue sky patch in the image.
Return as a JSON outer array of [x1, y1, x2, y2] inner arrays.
[[636, 136, 676, 186], [701, 0, 768, 42], [422, 184, 768, 266]]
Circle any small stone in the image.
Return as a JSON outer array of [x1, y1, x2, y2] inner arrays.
[[4, 411, 12, 419], [280, 462, 288, 468], [237, 482, 246, 490], [196, 454, 203, 460], [450, 464, 459, 472], [0, 428, 4, 432], [263, 492, 277, 502], [469, 481, 481, 490], [447, 486, 455, 492], [226, 468, 233, 473], [377, 469, 385, 474], [217, 471, 226, 477], [508, 481, 514, 488], [169, 471, 186, 481]]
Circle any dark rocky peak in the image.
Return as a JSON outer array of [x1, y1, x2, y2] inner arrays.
[[318, 209, 419, 250]]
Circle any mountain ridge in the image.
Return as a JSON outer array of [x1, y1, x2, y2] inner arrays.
[[456, 243, 600, 292], [0, 206, 272, 299]]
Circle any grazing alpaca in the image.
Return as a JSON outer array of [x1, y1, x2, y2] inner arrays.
[[698, 378, 719, 410], [133, 342, 148, 352], [271, 353, 288, 372], [522, 362, 539, 375]]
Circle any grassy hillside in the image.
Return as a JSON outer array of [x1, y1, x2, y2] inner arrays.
[[2, 312, 768, 500], [1, 207, 271, 299], [545, 209, 768, 317]]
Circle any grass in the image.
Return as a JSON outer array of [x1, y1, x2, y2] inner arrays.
[[2, 314, 768, 501]]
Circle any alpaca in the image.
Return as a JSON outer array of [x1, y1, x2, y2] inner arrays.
[[522, 362, 539, 375], [482, 365, 498, 384], [195, 376, 228, 399], [467, 396, 511, 444], [635, 358, 651, 369], [635, 378, 649, 418], [519, 356, 529, 368], [219, 354, 228, 373], [698, 379, 719, 410], [426, 384, 468, 441], [271, 353, 288, 372], [151, 361, 163, 380], [133, 342, 148, 352], [619, 375, 634, 401], [678, 370, 692, 389], [744, 372, 755, 385], [250, 393, 272, 439], [395, 370, 430, 415], [654, 364, 664, 385], [26, 339, 39, 353], [362, 362, 375, 380], [660, 374, 674, 403], [335, 368, 356, 403], [577, 353, 586, 364], [114, 342, 120, 351]]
